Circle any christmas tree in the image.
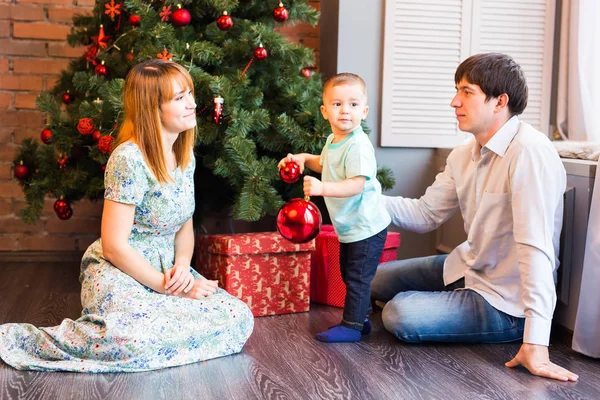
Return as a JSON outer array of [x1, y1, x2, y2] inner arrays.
[[14, 0, 394, 224]]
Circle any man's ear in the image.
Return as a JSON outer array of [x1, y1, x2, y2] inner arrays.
[[495, 93, 509, 111]]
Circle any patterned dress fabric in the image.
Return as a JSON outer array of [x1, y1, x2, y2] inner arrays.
[[0, 142, 254, 373]]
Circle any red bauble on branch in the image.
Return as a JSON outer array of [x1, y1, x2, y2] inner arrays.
[[254, 44, 267, 60], [57, 154, 68, 170], [62, 91, 73, 105], [301, 68, 312, 78], [273, 3, 289, 22], [92, 130, 102, 142], [214, 96, 224, 125], [77, 118, 95, 135], [94, 61, 107, 77], [98, 135, 114, 154], [13, 160, 29, 180], [40, 128, 52, 144], [276, 198, 322, 244], [129, 15, 141, 26], [172, 5, 191, 27], [54, 198, 73, 220], [216, 11, 233, 31], [279, 161, 301, 183]]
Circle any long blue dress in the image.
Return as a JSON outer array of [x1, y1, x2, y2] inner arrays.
[[0, 142, 254, 372]]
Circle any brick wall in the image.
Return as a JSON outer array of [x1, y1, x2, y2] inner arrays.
[[0, 0, 320, 252]]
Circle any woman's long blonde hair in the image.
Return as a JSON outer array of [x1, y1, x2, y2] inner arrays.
[[114, 59, 196, 183]]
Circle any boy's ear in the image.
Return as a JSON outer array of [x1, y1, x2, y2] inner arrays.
[[362, 105, 369, 120], [320, 104, 328, 120]]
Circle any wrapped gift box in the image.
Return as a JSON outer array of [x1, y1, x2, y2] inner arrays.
[[195, 232, 315, 317], [310, 225, 401, 308]]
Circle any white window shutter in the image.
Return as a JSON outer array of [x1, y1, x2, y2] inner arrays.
[[381, 0, 556, 148]]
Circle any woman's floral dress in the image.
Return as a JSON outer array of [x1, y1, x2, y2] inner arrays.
[[0, 143, 254, 373]]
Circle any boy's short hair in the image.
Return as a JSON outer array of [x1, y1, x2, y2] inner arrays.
[[323, 73, 368, 101], [455, 53, 528, 116]]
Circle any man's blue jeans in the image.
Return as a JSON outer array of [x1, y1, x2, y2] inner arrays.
[[340, 229, 387, 330], [370, 255, 525, 343]]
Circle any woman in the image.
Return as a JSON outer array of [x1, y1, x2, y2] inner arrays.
[[0, 59, 254, 373]]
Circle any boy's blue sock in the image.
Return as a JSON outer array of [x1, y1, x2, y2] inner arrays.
[[329, 317, 371, 335], [316, 325, 361, 342]]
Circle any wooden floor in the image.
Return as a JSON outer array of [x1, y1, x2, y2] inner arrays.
[[1, 263, 599, 400]]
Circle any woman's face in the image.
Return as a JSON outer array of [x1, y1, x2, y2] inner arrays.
[[159, 79, 197, 136]]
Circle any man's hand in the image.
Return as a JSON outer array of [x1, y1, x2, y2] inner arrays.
[[505, 343, 578, 381]]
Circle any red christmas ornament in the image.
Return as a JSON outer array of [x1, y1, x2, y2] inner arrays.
[[40, 128, 53, 144], [54, 199, 73, 220], [126, 52, 134, 61], [273, 3, 289, 22], [57, 154, 68, 170], [216, 11, 233, 31], [62, 91, 73, 105], [172, 5, 191, 27], [94, 61, 107, 77], [276, 198, 322, 244], [129, 15, 141, 26], [92, 130, 102, 142], [77, 118, 95, 135], [301, 68, 312, 78], [254, 44, 268, 60], [98, 135, 114, 154], [279, 161, 301, 183], [214, 96, 224, 125], [13, 160, 29, 180]]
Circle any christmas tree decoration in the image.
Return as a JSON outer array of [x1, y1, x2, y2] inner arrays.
[[13, 160, 29, 180], [213, 96, 224, 125], [279, 161, 301, 183], [126, 52, 134, 61], [104, 0, 122, 20], [216, 11, 233, 31], [301, 67, 312, 78], [129, 15, 141, 27], [157, 48, 173, 61], [40, 128, 52, 144], [172, 5, 191, 27], [254, 44, 268, 60], [92, 130, 102, 142], [93, 97, 103, 106], [77, 118, 95, 135], [91, 24, 110, 49], [57, 154, 69, 170], [94, 61, 108, 77], [54, 198, 73, 220], [98, 135, 114, 154], [160, 5, 172, 22], [273, 3, 289, 22], [276, 198, 322, 244], [62, 91, 73, 105]]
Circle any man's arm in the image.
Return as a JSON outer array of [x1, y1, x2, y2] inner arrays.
[[505, 143, 578, 381]]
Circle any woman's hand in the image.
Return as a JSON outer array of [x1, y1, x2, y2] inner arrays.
[[179, 277, 219, 299], [164, 264, 195, 296]]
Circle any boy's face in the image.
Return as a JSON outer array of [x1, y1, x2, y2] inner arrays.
[[320, 83, 369, 136], [450, 78, 498, 136]]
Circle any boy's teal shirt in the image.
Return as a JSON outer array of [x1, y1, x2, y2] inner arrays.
[[319, 127, 391, 243]]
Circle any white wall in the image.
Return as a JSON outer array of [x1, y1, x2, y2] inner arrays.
[[320, 0, 439, 259]]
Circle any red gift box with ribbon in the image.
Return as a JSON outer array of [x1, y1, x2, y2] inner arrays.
[[310, 225, 400, 308], [196, 232, 315, 317]]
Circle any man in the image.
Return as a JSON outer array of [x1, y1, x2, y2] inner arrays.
[[371, 53, 578, 381]]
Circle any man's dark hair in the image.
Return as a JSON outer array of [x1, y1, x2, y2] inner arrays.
[[455, 53, 528, 116]]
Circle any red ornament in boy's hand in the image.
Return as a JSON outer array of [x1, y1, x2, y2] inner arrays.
[[276, 198, 321, 244], [279, 161, 301, 183]]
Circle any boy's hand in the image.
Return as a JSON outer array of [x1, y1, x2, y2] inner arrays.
[[304, 176, 324, 196], [278, 153, 305, 173]]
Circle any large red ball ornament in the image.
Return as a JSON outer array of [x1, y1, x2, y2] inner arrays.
[[40, 128, 52, 144], [279, 161, 301, 183], [273, 3, 289, 22], [77, 118, 95, 135], [129, 15, 141, 27], [14, 161, 29, 180], [216, 11, 233, 31], [98, 135, 114, 154], [276, 198, 322, 244], [172, 6, 191, 27], [254, 45, 267, 60]]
